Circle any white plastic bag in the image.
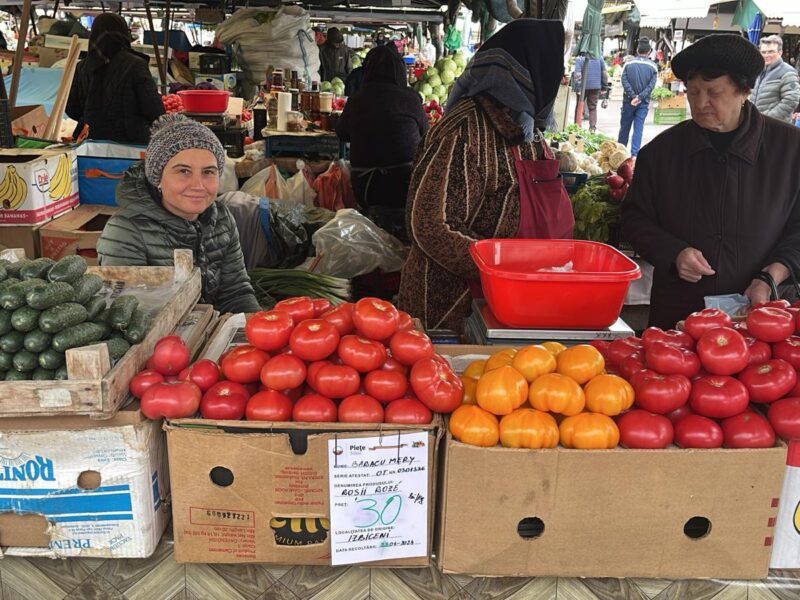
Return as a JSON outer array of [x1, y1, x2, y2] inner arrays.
[[285, 160, 317, 207], [311, 209, 407, 278], [219, 157, 239, 194], [240, 164, 290, 199]]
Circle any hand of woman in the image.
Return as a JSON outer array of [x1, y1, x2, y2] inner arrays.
[[675, 248, 716, 283], [744, 279, 773, 306]]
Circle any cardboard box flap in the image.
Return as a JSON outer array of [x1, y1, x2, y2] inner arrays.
[[0, 403, 148, 432]]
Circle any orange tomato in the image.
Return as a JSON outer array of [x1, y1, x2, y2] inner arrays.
[[559, 412, 619, 449], [449, 405, 499, 447], [512, 345, 557, 383], [541, 341, 567, 356], [476, 365, 528, 415], [484, 348, 517, 372], [499, 408, 560, 449], [460, 376, 478, 405], [556, 344, 605, 385], [528, 373, 585, 416], [584, 374, 635, 416], [463, 359, 486, 379]]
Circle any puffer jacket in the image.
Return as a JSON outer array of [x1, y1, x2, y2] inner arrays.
[[96, 162, 261, 314], [752, 59, 800, 123]]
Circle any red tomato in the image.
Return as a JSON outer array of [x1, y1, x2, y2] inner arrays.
[[619, 352, 647, 379], [745, 336, 772, 365], [364, 370, 408, 403], [737, 359, 798, 403], [314, 364, 361, 398], [381, 356, 409, 375], [321, 303, 355, 336], [311, 298, 332, 317], [245, 310, 294, 352], [338, 394, 385, 422], [721, 412, 776, 448], [617, 410, 674, 449], [293, 393, 338, 422], [353, 297, 400, 340], [141, 381, 201, 419], [151, 336, 190, 376], [410, 358, 463, 413], [338, 335, 387, 373], [641, 327, 694, 351], [221, 345, 270, 384], [747, 306, 795, 343], [289, 319, 340, 362], [754, 299, 792, 310], [667, 404, 695, 425], [768, 397, 800, 439], [590, 340, 612, 362], [145, 356, 157, 371], [130, 369, 165, 399], [385, 398, 433, 424], [696, 327, 750, 375], [274, 296, 316, 323], [674, 415, 724, 448], [201, 381, 251, 420], [260, 354, 307, 391], [684, 308, 733, 341], [690, 375, 750, 418], [245, 390, 293, 421], [773, 336, 800, 369], [644, 342, 701, 377], [396, 311, 415, 331], [177, 359, 220, 392], [607, 338, 642, 365], [306, 360, 331, 390], [632, 372, 691, 414], [389, 330, 434, 366]]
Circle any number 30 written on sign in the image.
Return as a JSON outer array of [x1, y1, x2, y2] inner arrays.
[[355, 495, 403, 528]]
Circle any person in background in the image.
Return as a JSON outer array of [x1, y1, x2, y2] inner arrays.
[[345, 41, 399, 98], [572, 52, 608, 132], [617, 38, 658, 157], [319, 27, 354, 82], [336, 46, 427, 241], [66, 14, 163, 144], [97, 115, 261, 314], [622, 34, 800, 328], [752, 35, 800, 124]]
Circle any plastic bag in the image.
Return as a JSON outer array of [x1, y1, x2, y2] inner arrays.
[[311, 209, 407, 279], [240, 163, 290, 199], [444, 25, 462, 52], [313, 161, 357, 211], [705, 294, 750, 317], [220, 157, 239, 194], [285, 160, 317, 207]]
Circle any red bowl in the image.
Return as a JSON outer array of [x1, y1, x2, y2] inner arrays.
[[177, 90, 230, 113]]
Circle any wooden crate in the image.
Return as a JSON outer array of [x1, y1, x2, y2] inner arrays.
[[0, 249, 201, 418], [657, 95, 687, 110], [654, 108, 688, 125]]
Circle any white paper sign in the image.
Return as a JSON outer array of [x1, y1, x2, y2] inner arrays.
[[328, 431, 429, 565]]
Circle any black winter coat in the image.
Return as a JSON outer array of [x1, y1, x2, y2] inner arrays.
[[622, 102, 800, 328], [66, 50, 164, 144]]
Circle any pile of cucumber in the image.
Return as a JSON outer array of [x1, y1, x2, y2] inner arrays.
[[0, 255, 151, 381]]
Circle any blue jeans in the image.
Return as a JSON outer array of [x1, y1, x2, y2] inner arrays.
[[618, 101, 649, 157]]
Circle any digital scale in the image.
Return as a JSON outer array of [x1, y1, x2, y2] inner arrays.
[[465, 300, 635, 346], [184, 112, 245, 158]]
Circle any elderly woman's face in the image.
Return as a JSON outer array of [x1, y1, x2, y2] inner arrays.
[[159, 149, 219, 221], [686, 75, 749, 133]]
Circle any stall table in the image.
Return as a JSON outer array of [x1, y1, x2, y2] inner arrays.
[[263, 130, 348, 160]]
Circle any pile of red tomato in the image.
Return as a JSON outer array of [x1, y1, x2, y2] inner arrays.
[[130, 297, 463, 424], [161, 94, 184, 113], [592, 303, 800, 449]]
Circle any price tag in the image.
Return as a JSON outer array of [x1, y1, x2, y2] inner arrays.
[[569, 133, 577, 146], [328, 432, 429, 565], [577, 139, 585, 153]]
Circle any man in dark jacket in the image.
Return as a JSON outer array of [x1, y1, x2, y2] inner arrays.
[[752, 35, 800, 123], [319, 27, 354, 82], [618, 38, 658, 157], [622, 34, 800, 328]]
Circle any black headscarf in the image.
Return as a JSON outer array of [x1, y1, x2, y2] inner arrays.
[[88, 13, 131, 64], [363, 45, 407, 86]]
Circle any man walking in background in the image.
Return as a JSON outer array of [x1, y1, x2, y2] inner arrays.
[[573, 52, 608, 132], [618, 38, 658, 157], [752, 35, 800, 123]]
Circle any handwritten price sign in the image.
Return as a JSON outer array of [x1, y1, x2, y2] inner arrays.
[[328, 432, 429, 565]]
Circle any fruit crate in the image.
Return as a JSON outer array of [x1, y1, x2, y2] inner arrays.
[[560, 171, 588, 195], [0, 249, 201, 418], [654, 108, 688, 125]]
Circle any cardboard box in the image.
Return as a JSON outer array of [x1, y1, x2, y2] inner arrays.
[[36, 46, 68, 68], [435, 346, 787, 579], [0, 224, 40, 258], [0, 407, 170, 558], [195, 73, 237, 92], [10, 105, 50, 140], [0, 148, 79, 225], [39, 204, 118, 264], [658, 95, 687, 110]]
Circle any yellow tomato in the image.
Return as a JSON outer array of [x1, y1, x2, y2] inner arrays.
[[460, 376, 478, 405], [511, 345, 557, 383], [584, 374, 635, 416], [528, 373, 586, 416], [499, 408, 560, 449], [556, 344, 605, 385], [476, 365, 528, 416], [559, 412, 619, 449], [449, 405, 499, 447], [484, 348, 517, 372], [541, 341, 567, 356], [463, 359, 487, 379]]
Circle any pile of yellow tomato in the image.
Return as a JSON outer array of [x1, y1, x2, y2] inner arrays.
[[450, 343, 633, 449]]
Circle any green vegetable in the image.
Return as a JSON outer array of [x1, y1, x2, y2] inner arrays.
[[84, 296, 107, 321], [5, 260, 31, 278], [24, 330, 51, 353], [0, 279, 46, 310], [31, 368, 55, 381], [52, 322, 108, 352], [105, 336, 131, 360], [12, 350, 38, 372], [651, 87, 675, 100], [53, 365, 68, 380], [38, 348, 65, 370], [123, 308, 151, 344], [47, 255, 87, 283], [5, 369, 30, 381], [0, 310, 11, 336], [0, 330, 24, 353], [26, 281, 76, 310], [0, 350, 12, 371], [570, 178, 621, 244], [19, 258, 55, 281], [0, 263, 6, 283], [248, 268, 351, 309], [73, 274, 104, 304], [0, 277, 20, 295], [10, 306, 40, 333], [108, 295, 139, 331], [39, 302, 89, 334]]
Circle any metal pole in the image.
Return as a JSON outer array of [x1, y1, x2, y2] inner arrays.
[[9, 0, 32, 108], [144, 0, 166, 94], [162, 0, 172, 96]]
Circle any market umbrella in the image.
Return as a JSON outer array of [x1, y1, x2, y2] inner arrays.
[[733, 0, 763, 43], [574, 0, 603, 126]]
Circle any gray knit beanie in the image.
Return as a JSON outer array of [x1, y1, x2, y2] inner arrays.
[[145, 114, 226, 187]]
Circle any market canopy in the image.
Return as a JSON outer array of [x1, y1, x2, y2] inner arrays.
[[752, 0, 800, 27], [633, 0, 714, 28]]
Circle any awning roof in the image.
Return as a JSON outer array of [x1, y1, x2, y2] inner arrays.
[[754, 0, 800, 27], [634, 0, 713, 28]]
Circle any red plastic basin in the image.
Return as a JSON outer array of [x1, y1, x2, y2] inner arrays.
[[177, 90, 230, 113], [469, 239, 641, 329]]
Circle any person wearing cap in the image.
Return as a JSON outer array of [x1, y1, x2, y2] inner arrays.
[[96, 114, 261, 314], [752, 35, 800, 123], [622, 34, 800, 328], [617, 38, 658, 157], [319, 27, 354, 82]]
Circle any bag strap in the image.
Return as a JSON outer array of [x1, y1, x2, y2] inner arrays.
[[512, 140, 555, 161], [775, 258, 800, 297], [755, 271, 780, 301]]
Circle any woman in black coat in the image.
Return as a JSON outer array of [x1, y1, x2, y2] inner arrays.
[[66, 14, 164, 144], [336, 45, 428, 241]]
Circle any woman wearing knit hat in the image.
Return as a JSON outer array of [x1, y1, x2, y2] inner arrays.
[[96, 114, 261, 314], [622, 34, 800, 328]]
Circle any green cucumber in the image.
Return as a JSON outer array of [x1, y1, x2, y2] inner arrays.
[[26, 282, 75, 310], [11, 306, 40, 333], [5, 260, 31, 278], [73, 273, 104, 304], [105, 336, 131, 360], [31, 368, 54, 381], [39, 303, 88, 334], [53, 365, 68, 380], [5, 370, 30, 381], [12, 350, 38, 373], [47, 255, 87, 284], [0, 263, 6, 283], [0, 310, 11, 336], [0, 331, 24, 353], [0, 277, 20, 295], [0, 350, 12, 371], [0, 279, 46, 310], [84, 296, 107, 321], [123, 308, 151, 344], [108, 295, 138, 331], [19, 258, 55, 281], [38, 348, 65, 370], [52, 322, 107, 352], [23, 330, 51, 353]]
